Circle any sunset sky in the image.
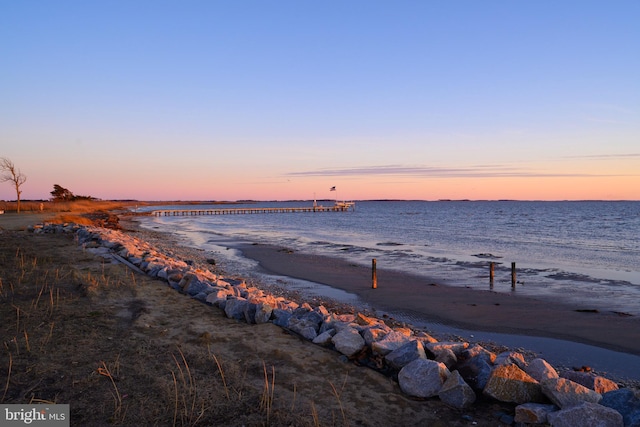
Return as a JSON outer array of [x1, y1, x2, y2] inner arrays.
[[1, 1, 639, 201]]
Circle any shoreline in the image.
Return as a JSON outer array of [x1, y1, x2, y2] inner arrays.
[[131, 217, 640, 383], [238, 242, 640, 355]]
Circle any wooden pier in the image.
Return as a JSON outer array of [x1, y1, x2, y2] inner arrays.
[[152, 204, 354, 217]]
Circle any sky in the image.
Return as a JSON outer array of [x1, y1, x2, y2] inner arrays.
[[1, 1, 639, 201]]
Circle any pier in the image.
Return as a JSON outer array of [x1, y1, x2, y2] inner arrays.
[[152, 204, 354, 216]]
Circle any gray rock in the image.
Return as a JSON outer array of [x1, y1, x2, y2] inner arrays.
[[243, 302, 258, 324], [460, 344, 496, 364], [205, 288, 231, 306], [433, 348, 458, 370], [483, 364, 545, 404], [600, 388, 640, 427], [514, 402, 558, 424], [438, 370, 476, 409], [224, 298, 249, 321], [385, 340, 426, 370], [560, 370, 619, 394], [254, 303, 273, 324], [525, 358, 559, 382], [458, 355, 494, 390], [541, 377, 602, 408], [494, 351, 527, 369], [332, 327, 365, 357], [371, 330, 412, 356], [312, 329, 336, 346], [398, 359, 450, 398], [271, 309, 292, 328], [425, 341, 469, 357], [547, 402, 623, 427], [361, 324, 391, 346]]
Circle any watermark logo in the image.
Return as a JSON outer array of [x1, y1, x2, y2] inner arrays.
[[1, 405, 69, 426]]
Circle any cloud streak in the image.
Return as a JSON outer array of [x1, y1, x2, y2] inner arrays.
[[286, 164, 627, 179]]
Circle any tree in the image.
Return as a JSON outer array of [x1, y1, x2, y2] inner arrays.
[[0, 157, 27, 213], [50, 184, 75, 202]]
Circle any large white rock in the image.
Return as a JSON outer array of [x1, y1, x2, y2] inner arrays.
[[547, 402, 623, 427], [398, 359, 450, 398], [541, 377, 602, 408], [331, 327, 365, 357]]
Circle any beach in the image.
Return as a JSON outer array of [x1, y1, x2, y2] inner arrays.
[[239, 242, 640, 358], [3, 210, 639, 425]]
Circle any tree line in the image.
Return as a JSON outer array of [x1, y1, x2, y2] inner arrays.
[[1, 157, 95, 213]]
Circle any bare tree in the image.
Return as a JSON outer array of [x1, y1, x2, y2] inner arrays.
[[0, 157, 27, 213]]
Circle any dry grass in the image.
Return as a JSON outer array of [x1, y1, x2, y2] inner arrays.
[[0, 230, 356, 426]]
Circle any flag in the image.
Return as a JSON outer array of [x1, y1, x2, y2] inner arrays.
[[330, 186, 336, 191]]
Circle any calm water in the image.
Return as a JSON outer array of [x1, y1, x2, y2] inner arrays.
[[140, 200, 640, 315]]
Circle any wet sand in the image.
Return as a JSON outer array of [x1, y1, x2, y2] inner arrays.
[[240, 242, 640, 357]]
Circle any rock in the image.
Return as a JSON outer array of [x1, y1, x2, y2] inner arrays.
[[494, 351, 527, 369], [312, 329, 336, 346], [415, 331, 438, 344], [600, 388, 640, 427], [525, 358, 559, 382], [425, 341, 469, 358], [243, 302, 258, 324], [458, 355, 494, 390], [271, 309, 292, 328], [460, 344, 496, 364], [514, 402, 558, 424], [483, 364, 545, 404], [254, 303, 273, 324], [547, 402, 623, 427], [541, 377, 602, 408], [355, 312, 380, 326], [385, 340, 426, 370], [361, 324, 391, 346], [205, 288, 231, 306], [332, 327, 365, 357], [433, 348, 457, 370], [560, 370, 619, 394], [438, 370, 476, 409], [398, 359, 450, 398], [224, 298, 249, 321], [371, 330, 412, 356]]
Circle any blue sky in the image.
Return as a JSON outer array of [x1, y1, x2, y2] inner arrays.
[[1, 1, 639, 201]]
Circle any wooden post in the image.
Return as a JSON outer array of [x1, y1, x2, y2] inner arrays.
[[511, 262, 516, 288], [372, 258, 377, 289], [489, 262, 495, 288]]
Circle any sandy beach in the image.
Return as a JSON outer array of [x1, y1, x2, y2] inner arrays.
[[235, 244, 640, 381]]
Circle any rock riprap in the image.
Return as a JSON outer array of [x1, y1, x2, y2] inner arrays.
[[30, 223, 639, 425]]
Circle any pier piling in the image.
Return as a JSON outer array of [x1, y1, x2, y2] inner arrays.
[[372, 259, 377, 289], [511, 262, 517, 288]]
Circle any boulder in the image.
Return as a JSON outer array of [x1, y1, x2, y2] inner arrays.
[[205, 288, 231, 306], [425, 341, 469, 358], [312, 329, 336, 346], [600, 388, 640, 427], [385, 340, 426, 370], [541, 377, 602, 408], [494, 351, 527, 369], [224, 298, 249, 321], [547, 402, 623, 427], [525, 358, 559, 382], [460, 344, 496, 364], [483, 364, 545, 404], [371, 330, 412, 356], [438, 370, 476, 409], [514, 402, 558, 424], [433, 348, 457, 370], [361, 324, 391, 346], [332, 327, 365, 357], [398, 359, 450, 398], [458, 355, 494, 390], [254, 303, 273, 324], [560, 370, 619, 394]]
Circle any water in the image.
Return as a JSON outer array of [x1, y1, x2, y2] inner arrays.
[[140, 200, 640, 316]]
